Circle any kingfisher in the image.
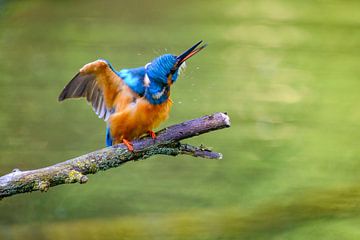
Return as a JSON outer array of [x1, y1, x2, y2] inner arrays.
[[58, 41, 207, 151]]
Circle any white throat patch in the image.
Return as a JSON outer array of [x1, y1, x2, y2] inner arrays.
[[144, 62, 151, 87], [178, 62, 187, 76]]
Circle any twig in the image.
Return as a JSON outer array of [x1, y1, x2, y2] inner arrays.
[[0, 112, 230, 199]]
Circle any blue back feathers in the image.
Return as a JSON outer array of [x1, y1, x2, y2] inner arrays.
[[118, 67, 146, 96]]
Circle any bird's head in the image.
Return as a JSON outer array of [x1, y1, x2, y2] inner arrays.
[[145, 40, 207, 86]]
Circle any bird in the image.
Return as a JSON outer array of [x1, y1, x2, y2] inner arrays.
[[58, 40, 207, 151]]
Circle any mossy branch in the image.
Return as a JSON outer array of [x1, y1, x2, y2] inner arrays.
[[0, 112, 230, 199]]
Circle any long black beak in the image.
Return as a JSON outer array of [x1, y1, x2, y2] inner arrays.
[[171, 40, 207, 73]]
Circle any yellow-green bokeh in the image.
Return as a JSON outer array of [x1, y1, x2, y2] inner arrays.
[[0, 0, 360, 239]]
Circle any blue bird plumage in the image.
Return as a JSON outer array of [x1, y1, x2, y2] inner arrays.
[[118, 67, 146, 95], [144, 82, 170, 105], [146, 54, 179, 84]]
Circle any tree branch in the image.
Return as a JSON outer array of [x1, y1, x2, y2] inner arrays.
[[0, 112, 230, 199]]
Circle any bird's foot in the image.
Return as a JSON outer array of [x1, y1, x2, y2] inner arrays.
[[148, 130, 156, 140], [122, 139, 134, 152]]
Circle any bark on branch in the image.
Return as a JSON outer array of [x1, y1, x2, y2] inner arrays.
[[0, 112, 230, 199]]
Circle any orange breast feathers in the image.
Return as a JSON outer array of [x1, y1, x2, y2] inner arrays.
[[109, 92, 172, 144]]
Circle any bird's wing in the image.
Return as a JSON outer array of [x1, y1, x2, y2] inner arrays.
[[58, 59, 123, 121]]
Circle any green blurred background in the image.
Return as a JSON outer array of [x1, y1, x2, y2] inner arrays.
[[0, 0, 360, 239]]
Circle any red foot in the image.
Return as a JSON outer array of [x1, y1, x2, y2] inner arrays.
[[122, 139, 134, 152], [148, 130, 156, 140]]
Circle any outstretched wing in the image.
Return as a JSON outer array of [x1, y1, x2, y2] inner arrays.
[[58, 59, 123, 121]]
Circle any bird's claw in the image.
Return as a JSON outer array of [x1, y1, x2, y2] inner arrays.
[[148, 130, 157, 140], [122, 139, 134, 152]]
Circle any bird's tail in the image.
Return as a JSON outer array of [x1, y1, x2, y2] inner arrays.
[[106, 126, 113, 147]]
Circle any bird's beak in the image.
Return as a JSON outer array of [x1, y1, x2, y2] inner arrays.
[[173, 40, 207, 71], [168, 41, 207, 85]]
